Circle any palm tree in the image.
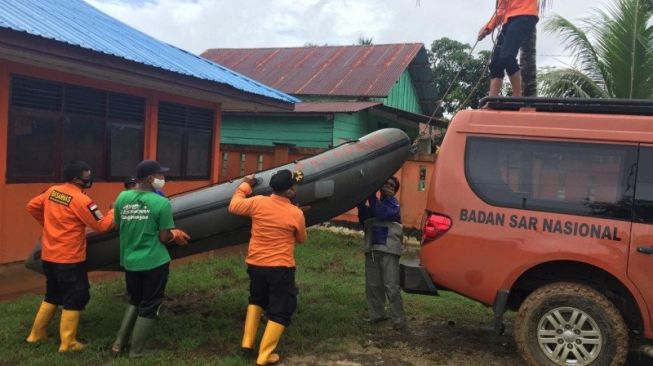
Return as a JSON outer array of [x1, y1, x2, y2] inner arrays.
[[539, 0, 653, 98], [520, 0, 553, 96], [520, 29, 538, 96]]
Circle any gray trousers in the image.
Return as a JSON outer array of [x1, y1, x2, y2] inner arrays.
[[365, 251, 406, 327]]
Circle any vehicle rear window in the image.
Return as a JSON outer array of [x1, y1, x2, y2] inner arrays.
[[634, 147, 653, 223], [465, 137, 637, 220]]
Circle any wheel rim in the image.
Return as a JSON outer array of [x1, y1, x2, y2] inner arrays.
[[536, 306, 602, 366]]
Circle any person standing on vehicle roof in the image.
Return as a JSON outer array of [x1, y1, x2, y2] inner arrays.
[[229, 169, 307, 366], [357, 176, 406, 331], [111, 160, 190, 358], [478, 0, 539, 97], [25, 161, 115, 352]]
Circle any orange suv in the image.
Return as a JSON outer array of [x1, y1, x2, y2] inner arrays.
[[401, 97, 653, 366]]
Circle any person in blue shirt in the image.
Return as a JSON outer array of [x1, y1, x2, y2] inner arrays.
[[357, 176, 406, 330]]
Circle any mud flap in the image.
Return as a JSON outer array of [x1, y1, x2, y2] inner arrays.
[[493, 290, 509, 335], [400, 263, 438, 296]]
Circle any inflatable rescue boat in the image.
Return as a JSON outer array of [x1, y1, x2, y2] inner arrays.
[[25, 128, 411, 272]]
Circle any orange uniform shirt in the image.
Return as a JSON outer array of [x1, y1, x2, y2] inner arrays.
[[229, 183, 307, 267], [26, 183, 114, 263], [485, 0, 539, 31]]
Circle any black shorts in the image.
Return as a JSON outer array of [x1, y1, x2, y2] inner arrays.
[[247, 265, 297, 326], [489, 15, 539, 78], [42, 261, 90, 310], [125, 262, 169, 319]]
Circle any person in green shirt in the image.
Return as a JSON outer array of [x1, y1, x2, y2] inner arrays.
[[111, 160, 190, 358]]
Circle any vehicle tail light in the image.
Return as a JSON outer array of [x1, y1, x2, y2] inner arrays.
[[422, 213, 452, 245]]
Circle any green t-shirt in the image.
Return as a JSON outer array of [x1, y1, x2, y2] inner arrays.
[[114, 190, 175, 271]]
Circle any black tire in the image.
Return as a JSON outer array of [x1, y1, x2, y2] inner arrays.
[[514, 282, 628, 366]]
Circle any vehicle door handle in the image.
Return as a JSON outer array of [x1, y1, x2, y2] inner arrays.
[[637, 246, 653, 255]]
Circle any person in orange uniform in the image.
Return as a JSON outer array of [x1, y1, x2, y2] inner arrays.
[[478, 0, 539, 97], [25, 161, 114, 352], [229, 169, 307, 366]]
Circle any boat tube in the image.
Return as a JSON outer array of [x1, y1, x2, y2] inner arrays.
[[25, 128, 411, 272]]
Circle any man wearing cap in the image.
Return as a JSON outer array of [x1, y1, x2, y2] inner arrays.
[[229, 169, 307, 366], [25, 160, 114, 352], [111, 160, 190, 358]]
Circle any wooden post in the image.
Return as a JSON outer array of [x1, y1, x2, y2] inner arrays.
[[0, 61, 9, 262], [144, 92, 159, 160], [210, 103, 222, 184]]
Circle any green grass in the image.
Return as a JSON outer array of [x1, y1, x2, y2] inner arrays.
[[0, 230, 493, 366]]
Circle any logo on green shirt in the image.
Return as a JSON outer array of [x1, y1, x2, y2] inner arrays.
[[114, 191, 175, 271]]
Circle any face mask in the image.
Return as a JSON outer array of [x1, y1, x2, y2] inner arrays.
[[78, 177, 93, 189], [152, 177, 165, 191]]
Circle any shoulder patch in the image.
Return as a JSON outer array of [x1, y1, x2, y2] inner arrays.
[[87, 202, 104, 221], [48, 190, 73, 206]]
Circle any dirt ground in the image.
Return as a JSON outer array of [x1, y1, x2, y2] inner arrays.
[[285, 319, 522, 366], [285, 320, 651, 366]]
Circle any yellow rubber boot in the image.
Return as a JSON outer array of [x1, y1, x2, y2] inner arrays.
[[256, 320, 285, 366], [26, 301, 57, 343], [241, 305, 263, 351], [58, 310, 86, 352]]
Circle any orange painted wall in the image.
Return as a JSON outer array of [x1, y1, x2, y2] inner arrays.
[[0, 60, 222, 264], [219, 145, 328, 183], [398, 155, 436, 228], [219, 147, 277, 182]]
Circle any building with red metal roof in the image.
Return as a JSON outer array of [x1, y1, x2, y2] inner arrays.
[[202, 44, 436, 115], [202, 44, 442, 228], [201, 43, 441, 152]]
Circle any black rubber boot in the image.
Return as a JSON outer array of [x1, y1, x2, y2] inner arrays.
[[111, 305, 138, 355], [128, 316, 156, 358]]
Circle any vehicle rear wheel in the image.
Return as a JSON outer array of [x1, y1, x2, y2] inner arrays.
[[513, 282, 628, 366]]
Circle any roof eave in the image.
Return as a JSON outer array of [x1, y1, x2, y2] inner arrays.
[[372, 105, 447, 128], [224, 102, 447, 128], [0, 28, 295, 112]]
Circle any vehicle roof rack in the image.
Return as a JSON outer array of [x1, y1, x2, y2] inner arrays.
[[480, 97, 653, 116]]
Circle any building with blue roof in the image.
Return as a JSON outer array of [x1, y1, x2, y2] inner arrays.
[[0, 0, 297, 263]]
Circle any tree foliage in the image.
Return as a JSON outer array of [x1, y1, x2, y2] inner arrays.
[[428, 38, 490, 116], [539, 0, 653, 99], [357, 37, 374, 46]]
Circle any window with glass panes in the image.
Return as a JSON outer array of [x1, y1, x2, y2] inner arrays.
[[7, 75, 145, 182], [156, 101, 214, 179], [465, 137, 637, 220]]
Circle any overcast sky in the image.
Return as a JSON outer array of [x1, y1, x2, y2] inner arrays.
[[86, 0, 594, 68]]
